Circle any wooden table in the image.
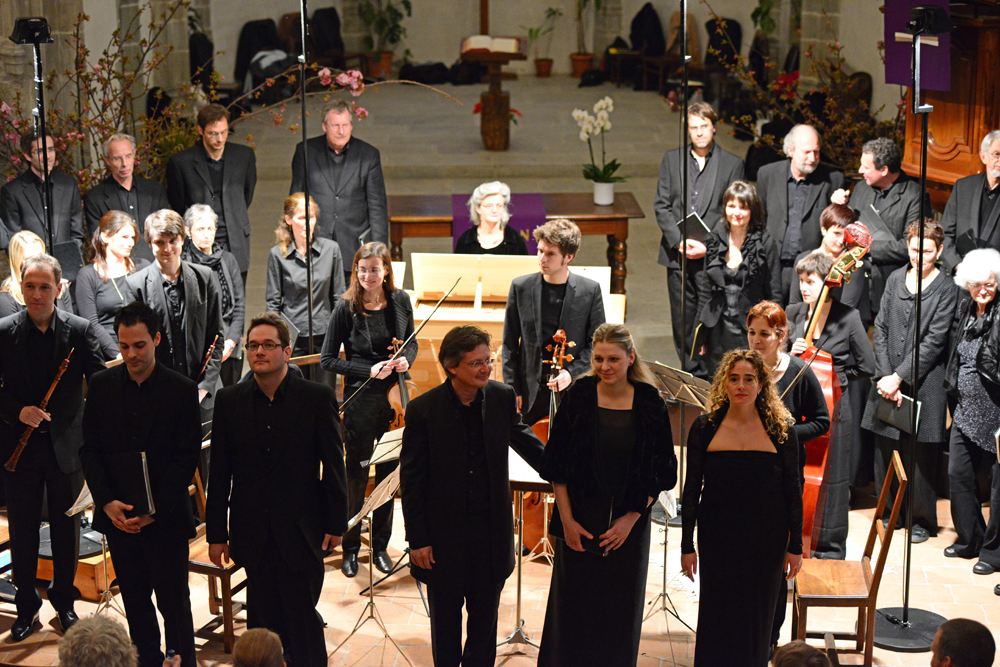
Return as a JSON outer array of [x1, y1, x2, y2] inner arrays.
[[387, 192, 644, 294]]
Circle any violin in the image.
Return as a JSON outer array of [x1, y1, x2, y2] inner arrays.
[[387, 338, 420, 431], [543, 329, 575, 423]]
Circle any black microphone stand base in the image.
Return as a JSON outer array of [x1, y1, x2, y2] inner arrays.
[[872, 606, 945, 652]]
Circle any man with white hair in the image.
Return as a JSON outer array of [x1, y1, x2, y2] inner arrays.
[[756, 124, 845, 303], [83, 133, 170, 262], [941, 130, 1000, 275]]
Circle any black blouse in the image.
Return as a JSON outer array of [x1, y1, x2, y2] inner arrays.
[[75, 261, 149, 359], [455, 225, 529, 255]]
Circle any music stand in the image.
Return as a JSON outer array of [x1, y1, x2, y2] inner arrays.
[[331, 467, 412, 666], [66, 482, 125, 617]]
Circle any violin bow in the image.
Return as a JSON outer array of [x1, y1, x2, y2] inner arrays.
[[339, 277, 461, 416]]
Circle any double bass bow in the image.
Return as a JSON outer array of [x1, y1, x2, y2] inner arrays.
[[792, 221, 871, 557]]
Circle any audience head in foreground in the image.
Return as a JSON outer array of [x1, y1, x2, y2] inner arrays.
[[931, 618, 995, 667], [233, 628, 286, 667], [771, 640, 832, 667], [57, 615, 138, 667]]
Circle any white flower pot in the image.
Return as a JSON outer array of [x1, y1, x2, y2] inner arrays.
[[593, 182, 615, 206]]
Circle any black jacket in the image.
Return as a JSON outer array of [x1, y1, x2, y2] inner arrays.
[[944, 295, 1000, 405], [399, 379, 544, 592], [165, 143, 257, 273], [541, 375, 677, 515], [289, 135, 388, 263], [847, 172, 929, 268], [206, 373, 347, 569], [757, 160, 845, 255], [940, 173, 1000, 273], [696, 226, 782, 330], [0, 169, 86, 249], [81, 363, 202, 537], [0, 309, 105, 473], [83, 175, 170, 263]]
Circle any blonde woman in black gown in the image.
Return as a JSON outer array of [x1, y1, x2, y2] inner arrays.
[[681, 349, 803, 667]]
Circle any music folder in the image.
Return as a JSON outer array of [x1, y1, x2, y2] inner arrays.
[[679, 212, 711, 244], [877, 394, 921, 435], [548, 498, 612, 557], [858, 205, 896, 245], [117, 451, 156, 516]]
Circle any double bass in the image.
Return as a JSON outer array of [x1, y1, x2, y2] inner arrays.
[[795, 222, 871, 556]]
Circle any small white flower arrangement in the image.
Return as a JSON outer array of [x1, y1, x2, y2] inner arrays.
[[571, 96, 626, 183]]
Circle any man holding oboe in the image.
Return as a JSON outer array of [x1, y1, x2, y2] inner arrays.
[[0, 253, 104, 642]]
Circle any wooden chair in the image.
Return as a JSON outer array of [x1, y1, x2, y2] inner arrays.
[[792, 450, 908, 667], [187, 469, 247, 653]]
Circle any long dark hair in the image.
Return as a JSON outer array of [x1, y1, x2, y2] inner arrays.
[[88, 210, 139, 282], [342, 242, 396, 316]]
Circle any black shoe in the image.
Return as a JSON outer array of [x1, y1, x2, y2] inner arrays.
[[973, 561, 995, 575], [994, 584, 1000, 596], [944, 546, 961, 558], [373, 549, 393, 574], [57, 610, 79, 633], [341, 552, 359, 578], [910, 526, 929, 544], [10, 614, 39, 643]]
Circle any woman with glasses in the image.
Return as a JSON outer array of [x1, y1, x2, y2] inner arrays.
[[455, 181, 529, 255], [321, 241, 416, 579], [943, 248, 1000, 575]]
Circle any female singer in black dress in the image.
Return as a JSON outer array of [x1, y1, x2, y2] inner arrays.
[[681, 348, 802, 667], [75, 211, 148, 360], [182, 204, 245, 387], [538, 323, 676, 666], [455, 181, 529, 255], [861, 221, 958, 543], [787, 251, 875, 559], [696, 180, 782, 377], [320, 241, 416, 579]]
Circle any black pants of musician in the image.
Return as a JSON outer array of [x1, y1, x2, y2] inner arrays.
[[2, 434, 81, 619], [667, 259, 706, 377], [342, 387, 395, 554], [293, 335, 336, 390], [874, 434, 941, 534], [948, 426, 1000, 566], [245, 533, 327, 667], [105, 521, 195, 667], [425, 511, 503, 667]]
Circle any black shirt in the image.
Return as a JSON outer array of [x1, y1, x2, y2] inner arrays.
[[328, 140, 349, 191], [447, 379, 490, 513], [540, 281, 567, 373], [116, 180, 139, 224], [123, 362, 159, 450], [781, 168, 812, 261], [26, 322, 56, 410], [980, 180, 1000, 241], [872, 178, 899, 215], [201, 144, 228, 245], [252, 373, 290, 464], [161, 273, 187, 375], [687, 144, 714, 215]]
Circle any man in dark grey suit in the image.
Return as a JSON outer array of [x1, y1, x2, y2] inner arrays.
[[654, 102, 743, 375], [83, 133, 170, 262], [757, 124, 845, 304], [289, 99, 388, 273], [165, 104, 256, 284], [941, 130, 1000, 274], [0, 132, 86, 250], [502, 219, 605, 426], [832, 137, 929, 315]]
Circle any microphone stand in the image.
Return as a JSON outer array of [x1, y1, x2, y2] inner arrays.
[[296, 1, 315, 354]]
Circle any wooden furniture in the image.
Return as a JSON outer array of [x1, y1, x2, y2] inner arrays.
[[901, 4, 1000, 211], [37, 546, 116, 602], [607, 48, 642, 87], [387, 192, 644, 294], [792, 450, 908, 667], [461, 40, 527, 151], [188, 469, 246, 653]]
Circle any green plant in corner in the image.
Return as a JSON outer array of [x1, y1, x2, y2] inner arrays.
[[522, 7, 563, 60], [574, 0, 603, 55], [358, 0, 412, 55]]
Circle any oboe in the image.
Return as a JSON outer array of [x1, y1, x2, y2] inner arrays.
[[5, 348, 75, 472], [197, 335, 219, 382]]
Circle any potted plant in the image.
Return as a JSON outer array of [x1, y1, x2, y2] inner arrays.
[[358, 0, 412, 79], [572, 96, 627, 205], [571, 0, 602, 77], [522, 7, 563, 78]]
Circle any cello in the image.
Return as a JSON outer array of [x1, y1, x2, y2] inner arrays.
[[795, 222, 871, 556]]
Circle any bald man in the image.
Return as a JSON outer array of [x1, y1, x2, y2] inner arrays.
[[757, 124, 845, 304]]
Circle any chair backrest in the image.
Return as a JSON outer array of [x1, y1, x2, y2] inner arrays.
[[863, 450, 907, 596]]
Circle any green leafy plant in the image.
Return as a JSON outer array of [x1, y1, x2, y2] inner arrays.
[[751, 0, 802, 36], [572, 96, 627, 183], [522, 7, 563, 60], [574, 0, 603, 55], [358, 0, 413, 55]]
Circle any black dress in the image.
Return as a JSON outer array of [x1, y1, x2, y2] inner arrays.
[[74, 261, 149, 360], [682, 407, 802, 667], [454, 225, 529, 255]]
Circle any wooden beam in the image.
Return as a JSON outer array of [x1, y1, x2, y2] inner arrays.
[[480, 0, 489, 34]]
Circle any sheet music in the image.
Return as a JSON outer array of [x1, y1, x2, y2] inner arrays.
[[363, 428, 404, 467], [67, 481, 93, 517], [348, 466, 400, 530]]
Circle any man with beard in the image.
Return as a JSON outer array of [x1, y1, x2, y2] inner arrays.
[[757, 124, 845, 304], [941, 130, 1000, 275]]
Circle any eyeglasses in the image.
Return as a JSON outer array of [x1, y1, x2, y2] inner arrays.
[[970, 281, 998, 292], [478, 203, 505, 211], [357, 267, 383, 276], [245, 341, 282, 352], [205, 130, 229, 139], [462, 359, 493, 370]]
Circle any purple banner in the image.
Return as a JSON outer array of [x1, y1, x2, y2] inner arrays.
[[452, 193, 545, 254], [884, 0, 950, 91]]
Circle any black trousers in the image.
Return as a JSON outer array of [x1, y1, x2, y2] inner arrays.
[[666, 260, 706, 376], [874, 434, 940, 534], [342, 387, 395, 553], [425, 514, 502, 667], [2, 434, 81, 618], [105, 522, 195, 667], [948, 425, 1000, 565], [245, 534, 327, 667]]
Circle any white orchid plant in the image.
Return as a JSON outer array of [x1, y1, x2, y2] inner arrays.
[[572, 96, 627, 183]]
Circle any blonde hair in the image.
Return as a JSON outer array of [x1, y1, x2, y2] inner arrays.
[[1, 230, 46, 304], [57, 615, 138, 667], [233, 628, 284, 667], [276, 193, 320, 255], [706, 348, 791, 441]]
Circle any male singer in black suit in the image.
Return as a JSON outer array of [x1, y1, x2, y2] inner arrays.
[[289, 99, 388, 272], [207, 313, 347, 667], [757, 124, 845, 303], [832, 137, 929, 316], [0, 253, 104, 641], [400, 325, 544, 667], [127, 210, 224, 417], [502, 219, 605, 426], [81, 301, 201, 667], [165, 104, 256, 283], [0, 132, 87, 249], [654, 102, 744, 374], [83, 133, 170, 263], [941, 130, 1000, 274]]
